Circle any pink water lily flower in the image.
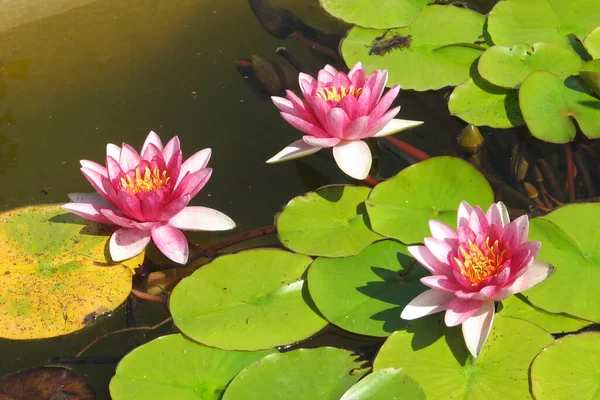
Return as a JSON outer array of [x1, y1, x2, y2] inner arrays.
[[63, 131, 236, 265], [267, 62, 423, 180], [401, 201, 554, 357]]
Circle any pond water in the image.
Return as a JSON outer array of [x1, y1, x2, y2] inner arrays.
[[0, 0, 503, 397]]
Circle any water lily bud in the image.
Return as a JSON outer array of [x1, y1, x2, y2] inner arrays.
[[457, 124, 484, 155]]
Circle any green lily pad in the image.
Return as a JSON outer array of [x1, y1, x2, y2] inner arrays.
[[308, 240, 429, 337], [319, 0, 430, 29], [522, 203, 600, 322], [373, 315, 554, 399], [584, 26, 600, 59], [487, 0, 600, 47], [0, 205, 140, 339], [366, 157, 494, 244], [170, 249, 327, 350], [519, 71, 600, 143], [276, 185, 383, 258], [448, 76, 523, 128], [580, 59, 600, 96], [531, 332, 600, 400], [478, 43, 584, 89], [341, 5, 486, 90], [222, 347, 368, 400], [110, 334, 275, 400], [340, 368, 425, 400], [499, 294, 590, 334]]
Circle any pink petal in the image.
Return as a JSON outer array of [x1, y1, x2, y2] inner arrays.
[[508, 260, 554, 296], [355, 83, 372, 116], [372, 118, 424, 138], [317, 68, 335, 85], [141, 131, 164, 156], [444, 298, 483, 327], [348, 62, 366, 87], [81, 167, 110, 198], [332, 140, 372, 180], [280, 112, 329, 138], [109, 228, 152, 261], [119, 143, 142, 172], [420, 275, 463, 292], [106, 143, 121, 160], [503, 215, 530, 246], [299, 73, 317, 98], [113, 189, 144, 221], [370, 70, 388, 104], [285, 90, 317, 123], [462, 300, 495, 357], [338, 94, 358, 120], [80, 160, 107, 177], [171, 168, 212, 201], [162, 136, 181, 164], [139, 189, 170, 221], [161, 194, 191, 221], [302, 136, 341, 148], [364, 107, 401, 137], [424, 237, 453, 265], [272, 96, 300, 117], [62, 203, 114, 225], [141, 143, 162, 162], [101, 208, 156, 229], [408, 245, 451, 276], [457, 201, 474, 228], [331, 71, 352, 88], [485, 202, 505, 228], [266, 140, 321, 163], [169, 206, 236, 231], [325, 108, 350, 139], [369, 85, 400, 122], [468, 206, 490, 234], [343, 115, 370, 140], [400, 289, 455, 320], [175, 148, 212, 186], [151, 225, 189, 264], [429, 220, 458, 242], [105, 156, 123, 182], [309, 96, 332, 130]]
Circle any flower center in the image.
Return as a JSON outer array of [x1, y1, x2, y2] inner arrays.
[[455, 238, 506, 285], [315, 85, 362, 102], [120, 165, 170, 194]]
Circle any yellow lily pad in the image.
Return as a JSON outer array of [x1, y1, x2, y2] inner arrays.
[[0, 204, 141, 339]]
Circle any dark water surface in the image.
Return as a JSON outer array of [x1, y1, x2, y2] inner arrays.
[[0, 0, 496, 397]]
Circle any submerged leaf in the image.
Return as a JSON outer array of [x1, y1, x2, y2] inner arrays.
[[0, 366, 94, 399]]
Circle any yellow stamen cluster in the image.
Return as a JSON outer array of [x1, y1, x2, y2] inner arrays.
[[455, 238, 506, 285], [120, 166, 170, 194], [315, 85, 362, 102]]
